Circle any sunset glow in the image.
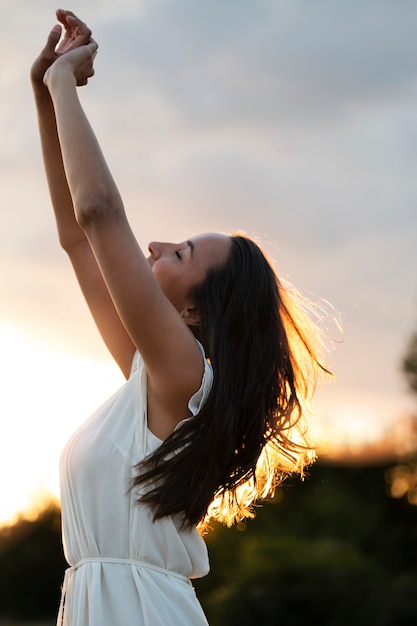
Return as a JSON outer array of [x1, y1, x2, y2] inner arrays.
[[1, 0, 417, 527], [0, 323, 123, 526], [1, 320, 414, 527]]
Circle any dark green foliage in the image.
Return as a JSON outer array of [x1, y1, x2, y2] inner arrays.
[[195, 462, 417, 626], [0, 503, 66, 621], [403, 331, 417, 394], [2, 463, 417, 624]]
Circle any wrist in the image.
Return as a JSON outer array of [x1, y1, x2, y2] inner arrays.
[[44, 60, 77, 93], [31, 75, 50, 99]]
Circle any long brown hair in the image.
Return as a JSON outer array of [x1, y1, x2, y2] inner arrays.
[[133, 234, 331, 528]]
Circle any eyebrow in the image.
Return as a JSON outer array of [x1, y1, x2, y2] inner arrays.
[[186, 240, 195, 257]]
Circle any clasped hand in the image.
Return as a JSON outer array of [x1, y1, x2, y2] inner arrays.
[[31, 9, 97, 88]]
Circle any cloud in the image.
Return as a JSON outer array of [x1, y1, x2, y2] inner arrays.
[[91, 0, 417, 129], [0, 0, 416, 424]]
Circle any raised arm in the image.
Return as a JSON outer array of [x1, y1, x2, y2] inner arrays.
[[31, 11, 136, 377], [41, 16, 206, 425]]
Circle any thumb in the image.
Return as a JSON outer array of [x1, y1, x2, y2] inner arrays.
[[46, 24, 62, 50]]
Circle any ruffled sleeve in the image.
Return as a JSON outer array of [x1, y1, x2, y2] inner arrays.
[[186, 341, 213, 416]]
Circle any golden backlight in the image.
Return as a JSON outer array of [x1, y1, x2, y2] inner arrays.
[[0, 322, 123, 527], [0, 322, 413, 527]]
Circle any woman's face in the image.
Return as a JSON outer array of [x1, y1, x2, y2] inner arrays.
[[147, 232, 231, 314]]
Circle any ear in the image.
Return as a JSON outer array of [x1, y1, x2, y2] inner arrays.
[[181, 306, 201, 328]]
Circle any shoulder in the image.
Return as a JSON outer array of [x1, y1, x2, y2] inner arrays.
[[145, 340, 212, 441]]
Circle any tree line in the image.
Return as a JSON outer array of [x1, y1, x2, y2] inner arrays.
[[1, 458, 417, 625], [1, 318, 416, 624]]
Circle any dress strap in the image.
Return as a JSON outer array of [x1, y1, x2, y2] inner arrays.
[[72, 556, 191, 581], [58, 556, 191, 625]]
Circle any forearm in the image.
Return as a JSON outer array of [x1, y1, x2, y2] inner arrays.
[[46, 66, 124, 228], [32, 79, 86, 250]]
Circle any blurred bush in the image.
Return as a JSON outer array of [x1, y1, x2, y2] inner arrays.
[[2, 461, 417, 625], [0, 502, 65, 623], [195, 461, 417, 626]]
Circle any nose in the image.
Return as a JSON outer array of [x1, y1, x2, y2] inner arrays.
[[148, 241, 176, 259], [148, 241, 161, 259]]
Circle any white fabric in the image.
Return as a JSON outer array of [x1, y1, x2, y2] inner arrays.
[[58, 342, 213, 625]]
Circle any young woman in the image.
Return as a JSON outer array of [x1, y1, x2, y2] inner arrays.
[[31, 10, 329, 626]]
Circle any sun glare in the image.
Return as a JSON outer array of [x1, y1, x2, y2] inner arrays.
[[0, 322, 123, 527], [0, 321, 410, 527]]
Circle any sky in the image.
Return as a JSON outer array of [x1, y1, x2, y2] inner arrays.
[[1, 0, 417, 523]]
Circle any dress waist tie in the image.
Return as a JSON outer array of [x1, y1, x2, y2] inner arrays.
[[58, 556, 192, 625]]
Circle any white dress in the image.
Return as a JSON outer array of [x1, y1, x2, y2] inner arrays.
[[58, 344, 212, 625]]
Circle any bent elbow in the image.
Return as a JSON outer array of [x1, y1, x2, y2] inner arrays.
[[76, 196, 121, 230]]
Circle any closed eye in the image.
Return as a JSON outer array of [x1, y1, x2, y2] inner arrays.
[[175, 250, 182, 259]]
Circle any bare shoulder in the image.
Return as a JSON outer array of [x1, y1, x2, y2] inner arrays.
[[146, 339, 206, 440]]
